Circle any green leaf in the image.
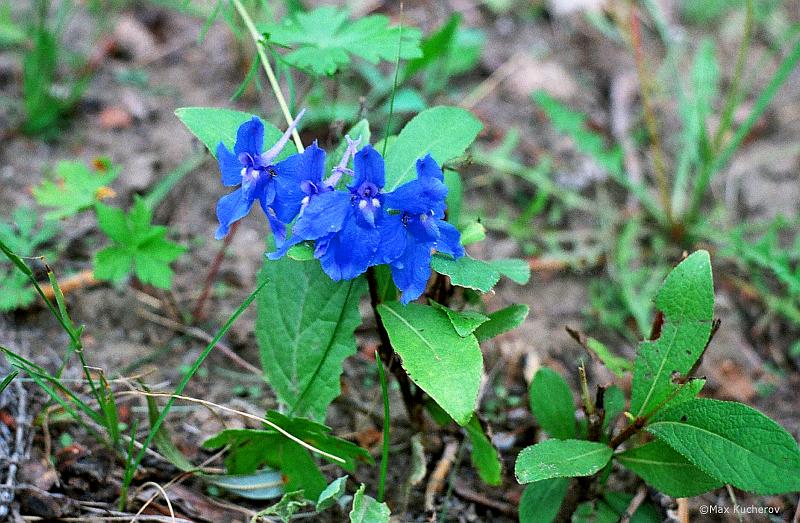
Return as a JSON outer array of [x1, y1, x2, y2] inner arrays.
[[586, 337, 631, 378], [646, 398, 800, 494], [402, 13, 461, 80], [349, 484, 390, 523], [431, 254, 500, 292], [316, 476, 348, 512], [175, 107, 291, 159], [256, 257, 367, 421], [573, 493, 660, 523], [262, 490, 309, 522], [602, 385, 625, 437], [474, 304, 529, 343], [384, 106, 482, 192], [518, 478, 568, 523], [430, 302, 488, 337], [378, 302, 482, 425], [204, 469, 285, 500], [630, 251, 714, 417], [33, 160, 121, 219], [490, 258, 531, 285], [93, 198, 185, 289], [262, 7, 421, 76], [529, 368, 576, 440], [93, 247, 133, 284], [617, 440, 722, 497], [444, 169, 463, 226], [203, 413, 371, 500], [459, 221, 485, 246], [145, 391, 194, 472], [464, 415, 502, 485], [515, 439, 613, 484]]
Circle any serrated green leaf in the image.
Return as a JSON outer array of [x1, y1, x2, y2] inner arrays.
[[93, 246, 133, 284], [617, 440, 722, 497], [257, 258, 367, 421], [93, 198, 185, 289], [646, 398, 800, 494], [529, 368, 576, 440], [630, 251, 714, 417], [384, 106, 482, 192], [518, 478, 568, 523], [464, 415, 502, 485], [317, 476, 348, 512], [515, 439, 612, 484], [349, 484, 390, 523], [474, 304, 529, 343], [262, 7, 421, 76], [33, 161, 121, 219], [378, 302, 482, 425], [490, 258, 531, 284], [430, 302, 488, 337], [431, 253, 499, 292], [175, 107, 292, 159], [204, 468, 285, 500]]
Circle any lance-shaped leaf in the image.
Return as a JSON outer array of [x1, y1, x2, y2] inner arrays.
[[377, 302, 482, 425], [630, 251, 714, 418], [431, 253, 500, 292], [464, 415, 502, 485], [646, 398, 800, 494], [257, 258, 366, 421], [474, 304, 529, 342], [515, 439, 613, 484], [617, 440, 722, 497]]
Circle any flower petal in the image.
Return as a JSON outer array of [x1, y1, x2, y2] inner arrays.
[[351, 145, 385, 189], [293, 190, 352, 240], [266, 210, 286, 245], [391, 238, 434, 304], [272, 145, 326, 223], [318, 218, 380, 281], [217, 142, 243, 187], [435, 220, 464, 258], [373, 213, 407, 265], [215, 187, 254, 240], [234, 116, 264, 156], [416, 154, 444, 181]]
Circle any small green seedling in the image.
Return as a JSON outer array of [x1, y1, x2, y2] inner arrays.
[[33, 158, 121, 219], [93, 197, 185, 289]]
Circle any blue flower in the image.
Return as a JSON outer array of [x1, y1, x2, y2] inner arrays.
[[380, 155, 464, 303], [269, 144, 397, 281], [214, 110, 304, 240]]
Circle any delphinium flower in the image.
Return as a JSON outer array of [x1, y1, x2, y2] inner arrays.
[[214, 110, 305, 241], [270, 144, 400, 280], [381, 155, 464, 303]]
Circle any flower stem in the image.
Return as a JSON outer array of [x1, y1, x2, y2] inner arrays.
[[375, 350, 390, 502], [231, 0, 304, 153], [192, 221, 239, 322]]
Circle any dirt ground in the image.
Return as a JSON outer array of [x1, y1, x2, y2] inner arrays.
[[1, 1, 799, 521]]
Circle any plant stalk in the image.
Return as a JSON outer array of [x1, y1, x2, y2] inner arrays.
[[231, 0, 304, 152]]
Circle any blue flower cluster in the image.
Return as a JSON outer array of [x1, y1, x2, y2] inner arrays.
[[215, 114, 464, 304]]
